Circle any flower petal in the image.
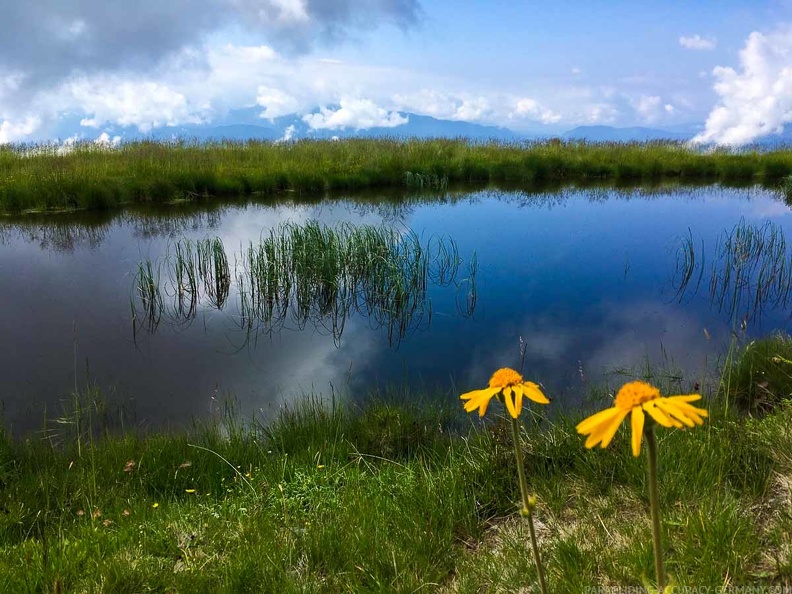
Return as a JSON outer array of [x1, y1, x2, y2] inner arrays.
[[462, 388, 500, 416], [512, 385, 524, 417], [655, 399, 695, 427], [503, 387, 518, 418], [577, 406, 622, 435], [583, 408, 628, 449], [522, 382, 550, 404], [631, 406, 645, 457], [643, 400, 680, 428], [667, 394, 702, 403], [598, 408, 630, 449]]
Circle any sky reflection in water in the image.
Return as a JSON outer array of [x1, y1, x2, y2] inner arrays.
[[1, 186, 792, 432]]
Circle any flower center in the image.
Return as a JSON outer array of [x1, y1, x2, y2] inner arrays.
[[488, 367, 523, 389], [614, 381, 661, 410]]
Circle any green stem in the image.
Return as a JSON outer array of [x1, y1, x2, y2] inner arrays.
[[510, 415, 548, 594], [645, 425, 666, 592]]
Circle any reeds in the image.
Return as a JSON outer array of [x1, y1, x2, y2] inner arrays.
[[4, 138, 792, 213], [674, 217, 792, 323], [131, 221, 476, 346]]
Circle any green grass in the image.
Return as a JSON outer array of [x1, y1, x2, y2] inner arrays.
[[1, 386, 790, 591], [721, 333, 792, 413], [4, 138, 792, 213]]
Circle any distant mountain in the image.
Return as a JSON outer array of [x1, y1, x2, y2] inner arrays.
[[561, 125, 692, 142], [85, 109, 521, 143]]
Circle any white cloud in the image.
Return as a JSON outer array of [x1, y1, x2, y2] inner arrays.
[[0, 116, 41, 144], [302, 98, 407, 130], [679, 34, 717, 50], [276, 124, 296, 142], [94, 132, 121, 147], [511, 97, 561, 124], [256, 86, 300, 119], [694, 27, 792, 145], [391, 90, 495, 122], [71, 78, 203, 132]]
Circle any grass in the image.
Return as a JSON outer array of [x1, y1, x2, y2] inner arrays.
[[721, 333, 792, 413], [0, 378, 790, 591], [132, 221, 476, 346], [4, 138, 792, 213]]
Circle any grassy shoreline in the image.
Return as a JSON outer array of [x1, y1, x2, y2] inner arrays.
[[2, 382, 790, 591], [3, 138, 792, 213]]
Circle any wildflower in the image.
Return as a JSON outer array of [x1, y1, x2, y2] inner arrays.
[[185, 489, 196, 494], [460, 367, 549, 418], [152, 502, 159, 509], [576, 380, 707, 457], [459, 367, 550, 593], [576, 380, 708, 592]]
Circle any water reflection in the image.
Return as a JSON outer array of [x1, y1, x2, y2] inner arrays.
[[2, 185, 792, 433], [131, 222, 477, 347]]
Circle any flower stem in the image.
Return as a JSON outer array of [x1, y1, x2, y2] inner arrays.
[[509, 415, 548, 594], [645, 425, 666, 592]]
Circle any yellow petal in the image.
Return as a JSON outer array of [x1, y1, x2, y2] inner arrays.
[[631, 407, 645, 457], [598, 408, 630, 449], [577, 406, 622, 435], [584, 408, 628, 449], [503, 387, 518, 418], [655, 399, 695, 428], [522, 382, 550, 404], [667, 393, 702, 403], [460, 387, 499, 402], [462, 388, 499, 416], [643, 401, 679, 428], [512, 385, 524, 417]]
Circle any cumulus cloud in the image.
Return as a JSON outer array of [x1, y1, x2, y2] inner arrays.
[[694, 27, 792, 145], [510, 97, 561, 124], [70, 78, 203, 132], [0, 117, 41, 144], [391, 90, 495, 121], [257, 86, 301, 119], [302, 98, 407, 130], [679, 34, 717, 50]]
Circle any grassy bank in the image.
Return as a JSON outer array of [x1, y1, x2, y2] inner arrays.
[[1, 384, 790, 591], [3, 138, 792, 213]]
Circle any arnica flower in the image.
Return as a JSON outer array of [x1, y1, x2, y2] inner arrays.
[[576, 380, 708, 457], [461, 367, 549, 418]]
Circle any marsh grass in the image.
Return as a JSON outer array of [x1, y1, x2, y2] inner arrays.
[[720, 333, 792, 412], [675, 217, 792, 323], [4, 138, 792, 213], [132, 221, 476, 346], [0, 383, 790, 591]]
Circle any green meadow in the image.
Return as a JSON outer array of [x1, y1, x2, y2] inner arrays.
[[1, 337, 791, 592], [3, 138, 792, 213]]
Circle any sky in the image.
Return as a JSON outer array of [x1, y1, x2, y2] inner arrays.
[[2, 0, 792, 145]]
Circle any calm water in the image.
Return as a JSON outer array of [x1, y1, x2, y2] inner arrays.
[[2, 186, 792, 432]]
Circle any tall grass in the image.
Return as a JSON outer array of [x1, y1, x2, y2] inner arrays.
[[132, 221, 477, 346], [4, 138, 792, 213]]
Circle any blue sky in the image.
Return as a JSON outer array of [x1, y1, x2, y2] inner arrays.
[[1, 0, 791, 144]]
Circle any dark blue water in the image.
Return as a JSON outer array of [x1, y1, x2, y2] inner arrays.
[[2, 186, 791, 432]]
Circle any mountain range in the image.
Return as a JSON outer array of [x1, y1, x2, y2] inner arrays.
[[45, 106, 790, 146]]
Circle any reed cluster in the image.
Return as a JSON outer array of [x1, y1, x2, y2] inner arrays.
[[132, 222, 476, 345]]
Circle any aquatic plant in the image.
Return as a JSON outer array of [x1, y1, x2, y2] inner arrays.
[[674, 217, 792, 323], [460, 368, 551, 594], [131, 221, 477, 347], [576, 380, 707, 592]]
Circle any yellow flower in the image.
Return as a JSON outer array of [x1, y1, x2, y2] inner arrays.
[[461, 367, 549, 418], [152, 502, 159, 509], [576, 380, 708, 457]]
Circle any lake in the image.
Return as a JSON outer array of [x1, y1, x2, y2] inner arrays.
[[2, 185, 791, 433]]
